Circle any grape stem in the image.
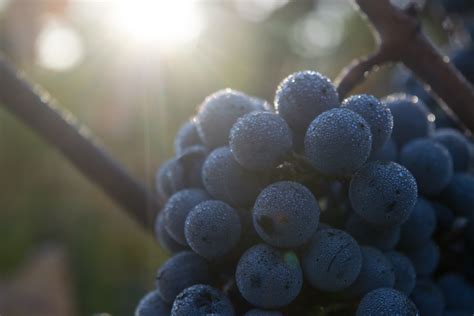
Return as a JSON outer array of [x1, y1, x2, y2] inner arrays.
[[0, 55, 158, 231], [336, 0, 474, 133]]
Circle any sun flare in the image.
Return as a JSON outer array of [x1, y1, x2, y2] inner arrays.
[[111, 0, 203, 49]]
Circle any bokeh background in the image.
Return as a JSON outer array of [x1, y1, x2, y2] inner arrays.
[[0, 0, 455, 314]]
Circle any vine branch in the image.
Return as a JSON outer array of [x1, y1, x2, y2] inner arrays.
[[336, 0, 474, 133], [0, 55, 158, 231]]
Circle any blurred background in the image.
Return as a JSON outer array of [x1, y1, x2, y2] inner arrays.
[[0, 0, 458, 314]]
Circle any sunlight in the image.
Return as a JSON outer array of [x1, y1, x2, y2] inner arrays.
[[36, 19, 83, 71], [110, 0, 203, 50]]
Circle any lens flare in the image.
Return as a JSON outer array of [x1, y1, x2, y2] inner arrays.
[[110, 0, 203, 50]]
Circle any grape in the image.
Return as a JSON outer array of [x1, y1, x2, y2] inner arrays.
[[302, 227, 362, 292], [155, 146, 208, 202], [356, 287, 419, 316], [345, 213, 400, 251], [385, 251, 416, 295], [252, 181, 320, 248], [406, 240, 440, 276], [398, 198, 436, 249], [383, 93, 434, 146], [304, 108, 372, 177], [185, 200, 241, 260], [274, 70, 339, 137], [135, 290, 171, 316], [156, 158, 186, 202], [174, 120, 202, 155], [163, 188, 210, 245], [438, 274, 474, 311], [156, 251, 212, 304], [229, 111, 293, 171], [440, 173, 474, 216], [349, 161, 418, 226], [236, 244, 303, 309], [410, 279, 445, 316], [171, 284, 235, 316], [244, 309, 283, 316], [369, 138, 398, 162], [175, 145, 209, 188], [202, 146, 268, 207], [341, 94, 393, 152], [399, 72, 436, 108], [400, 138, 453, 196], [155, 212, 188, 254], [196, 89, 264, 148], [346, 246, 395, 297], [432, 128, 470, 171], [432, 202, 455, 232]]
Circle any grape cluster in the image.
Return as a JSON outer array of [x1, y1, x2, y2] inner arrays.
[[136, 71, 474, 315]]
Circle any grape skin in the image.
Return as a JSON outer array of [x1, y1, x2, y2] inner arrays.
[[356, 287, 419, 316], [229, 111, 293, 171], [185, 200, 241, 260], [345, 213, 400, 251], [432, 128, 471, 171], [135, 290, 171, 316], [196, 89, 264, 148], [440, 172, 474, 216], [171, 284, 235, 316], [274, 70, 339, 137], [154, 212, 188, 254], [156, 158, 186, 202], [202, 146, 268, 207], [341, 94, 393, 152], [410, 279, 445, 316], [252, 181, 320, 248], [163, 188, 210, 245], [304, 108, 372, 177], [302, 228, 362, 292], [405, 240, 440, 276], [349, 161, 418, 226], [400, 138, 453, 196], [156, 251, 212, 304], [346, 246, 395, 297], [383, 93, 434, 147], [385, 251, 417, 296], [438, 273, 474, 312], [368, 137, 398, 162], [174, 120, 202, 155], [235, 244, 303, 309], [398, 198, 437, 250], [155, 146, 208, 203]]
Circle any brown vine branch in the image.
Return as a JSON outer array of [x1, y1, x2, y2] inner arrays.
[[0, 55, 158, 231], [336, 0, 474, 133], [335, 50, 388, 98]]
